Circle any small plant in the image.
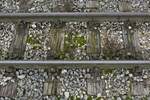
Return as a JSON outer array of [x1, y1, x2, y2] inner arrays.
[[26, 35, 42, 49], [126, 95, 133, 100], [70, 96, 75, 100], [112, 96, 117, 100], [76, 97, 81, 100], [96, 97, 103, 100], [142, 96, 148, 100], [57, 32, 86, 60], [26, 35, 40, 45], [102, 69, 114, 75], [56, 96, 61, 100], [87, 96, 93, 100]]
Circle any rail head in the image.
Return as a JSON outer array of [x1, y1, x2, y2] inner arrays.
[[0, 12, 150, 22], [0, 60, 149, 69]]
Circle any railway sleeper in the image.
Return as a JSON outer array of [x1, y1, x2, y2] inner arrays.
[[0, 83, 17, 97]]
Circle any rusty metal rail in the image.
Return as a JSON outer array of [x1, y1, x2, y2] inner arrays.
[[0, 61, 149, 68], [0, 12, 150, 22]]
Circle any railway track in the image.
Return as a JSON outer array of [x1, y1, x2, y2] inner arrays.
[[0, 60, 150, 68], [0, 0, 150, 99], [0, 12, 150, 68], [0, 12, 150, 22]]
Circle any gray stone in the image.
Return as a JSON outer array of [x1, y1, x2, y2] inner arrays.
[[17, 75, 26, 79]]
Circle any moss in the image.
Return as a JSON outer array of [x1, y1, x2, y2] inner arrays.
[[102, 69, 114, 74], [125, 96, 133, 100], [70, 96, 75, 100], [87, 96, 93, 100], [57, 32, 86, 60], [112, 96, 117, 100], [32, 44, 42, 50], [73, 35, 86, 47], [56, 96, 61, 100], [26, 35, 42, 50], [142, 96, 148, 100], [26, 35, 40, 45], [56, 51, 66, 59], [96, 97, 102, 100], [76, 97, 81, 100]]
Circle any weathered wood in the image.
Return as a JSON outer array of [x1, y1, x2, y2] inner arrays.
[[9, 21, 29, 60], [120, 0, 132, 54], [87, 68, 104, 96], [48, 81, 54, 95], [86, 0, 101, 59], [124, 22, 135, 50], [47, 28, 65, 59], [86, 1, 101, 59], [43, 82, 49, 95], [123, 21, 141, 59], [43, 80, 60, 96], [119, 0, 132, 12], [19, 0, 33, 13], [87, 23, 101, 59], [86, 0, 99, 11], [119, 1, 141, 59], [87, 79, 105, 96], [0, 83, 17, 97], [47, 0, 73, 59], [8, 0, 31, 60], [52, 0, 74, 12], [131, 81, 149, 96]]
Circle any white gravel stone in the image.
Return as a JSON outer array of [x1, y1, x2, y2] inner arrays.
[[17, 75, 26, 79], [32, 23, 36, 28], [143, 75, 148, 79], [64, 92, 70, 98], [61, 69, 67, 74], [3, 77, 12, 82], [97, 93, 102, 97], [117, 97, 122, 100], [129, 73, 133, 77]]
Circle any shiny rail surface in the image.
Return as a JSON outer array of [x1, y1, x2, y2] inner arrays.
[[0, 12, 150, 22], [0, 61, 149, 68]]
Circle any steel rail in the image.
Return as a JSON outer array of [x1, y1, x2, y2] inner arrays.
[[0, 60, 149, 69], [0, 12, 150, 22]]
